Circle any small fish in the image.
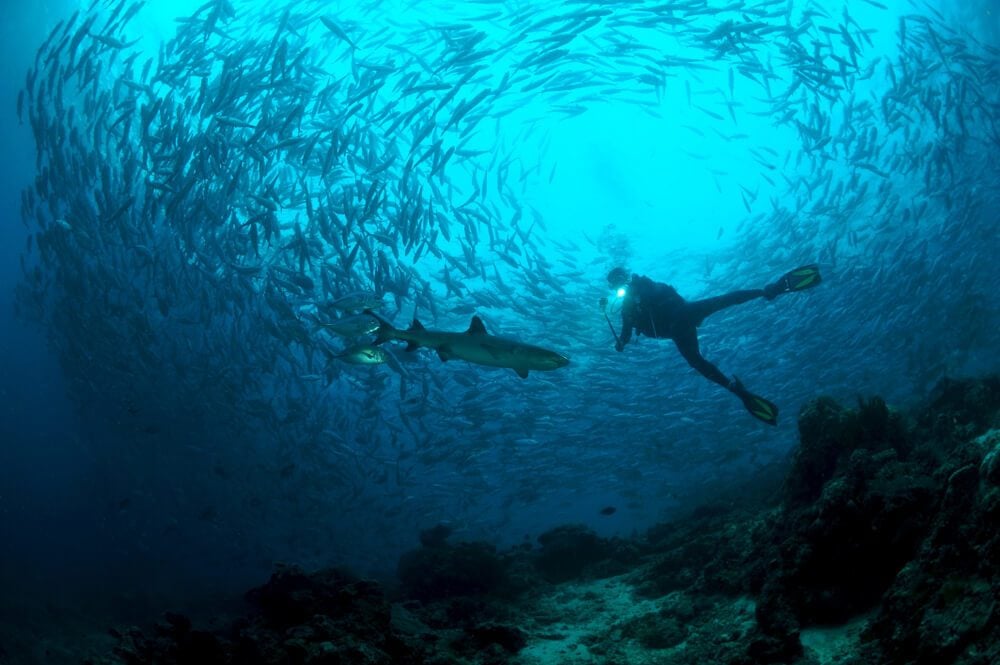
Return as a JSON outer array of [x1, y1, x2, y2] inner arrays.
[[337, 343, 389, 365], [320, 16, 357, 49], [599, 506, 617, 516], [316, 313, 379, 337], [326, 291, 383, 312]]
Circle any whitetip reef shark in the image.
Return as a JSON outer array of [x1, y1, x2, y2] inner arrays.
[[364, 309, 569, 378]]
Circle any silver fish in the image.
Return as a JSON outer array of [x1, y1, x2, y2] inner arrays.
[[336, 343, 389, 365], [316, 313, 379, 337]]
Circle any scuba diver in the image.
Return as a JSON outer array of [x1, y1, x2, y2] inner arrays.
[[600, 265, 822, 425]]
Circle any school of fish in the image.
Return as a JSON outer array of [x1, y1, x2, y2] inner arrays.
[[13, 0, 1000, 574]]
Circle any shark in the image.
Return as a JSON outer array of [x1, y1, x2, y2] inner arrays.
[[365, 310, 569, 378]]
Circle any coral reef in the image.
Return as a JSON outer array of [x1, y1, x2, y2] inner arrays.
[[88, 376, 1000, 665], [741, 376, 1000, 664], [534, 524, 638, 583], [398, 539, 506, 602], [106, 564, 420, 665]]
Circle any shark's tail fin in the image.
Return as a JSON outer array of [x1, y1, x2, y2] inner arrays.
[[364, 309, 396, 345]]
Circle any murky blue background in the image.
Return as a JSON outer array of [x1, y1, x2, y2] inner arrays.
[[1, 0, 998, 636]]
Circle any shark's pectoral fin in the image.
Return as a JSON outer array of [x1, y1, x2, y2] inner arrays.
[[436, 346, 452, 362], [514, 367, 529, 379], [405, 341, 420, 352]]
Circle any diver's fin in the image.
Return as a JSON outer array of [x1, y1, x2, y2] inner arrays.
[[730, 376, 778, 425], [765, 264, 822, 300], [739, 391, 778, 426], [514, 367, 528, 379]]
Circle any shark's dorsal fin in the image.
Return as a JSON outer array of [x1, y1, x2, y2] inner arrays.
[[467, 316, 487, 335], [404, 318, 424, 351]]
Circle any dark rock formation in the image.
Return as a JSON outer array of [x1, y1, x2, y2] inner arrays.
[[533, 524, 637, 583], [419, 524, 454, 548], [459, 622, 526, 654], [747, 377, 1000, 664], [398, 540, 506, 602], [859, 426, 1000, 664], [110, 565, 422, 665]]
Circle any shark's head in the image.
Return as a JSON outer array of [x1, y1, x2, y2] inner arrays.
[[540, 350, 570, 370]]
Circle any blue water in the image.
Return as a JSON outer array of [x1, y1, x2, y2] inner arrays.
[[1, 0, 998, 631]]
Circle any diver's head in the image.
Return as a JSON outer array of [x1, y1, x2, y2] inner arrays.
[[607, 267, 630, 290]]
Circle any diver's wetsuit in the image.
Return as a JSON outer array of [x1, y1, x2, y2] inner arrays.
[[615, 274, 764, 389]]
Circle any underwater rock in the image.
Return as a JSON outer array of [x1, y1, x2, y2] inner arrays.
[[498, 547, 547, 598], [919, 376, 1000, 442], [534, 525, 611, 583], [748, 580, 803, 664], [786, 396, 853, 504], [245, 563, 390, 636], [637, 500, 759, 599], [787, 395, 908, 506], [746, 633, 803, 665], [590, 538, 641, 579], [109, 564, 421, 665], [390, 603, 435, 638], [156, 611, 191, 636], [247, 566, 415, 663], [419, 523, 454, 548], [398, 541, 506, 602], [859, 442, 1000, 660], [619, 611, 687, 650], [747, 378, 1000, 663], [753, 403, 937, 627], [658, 591, 697, 623], [460, 622, 526, 654], [864, 568, 999, 664], [111, 618, 226, 665], [976, 429, 1000, 486]]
